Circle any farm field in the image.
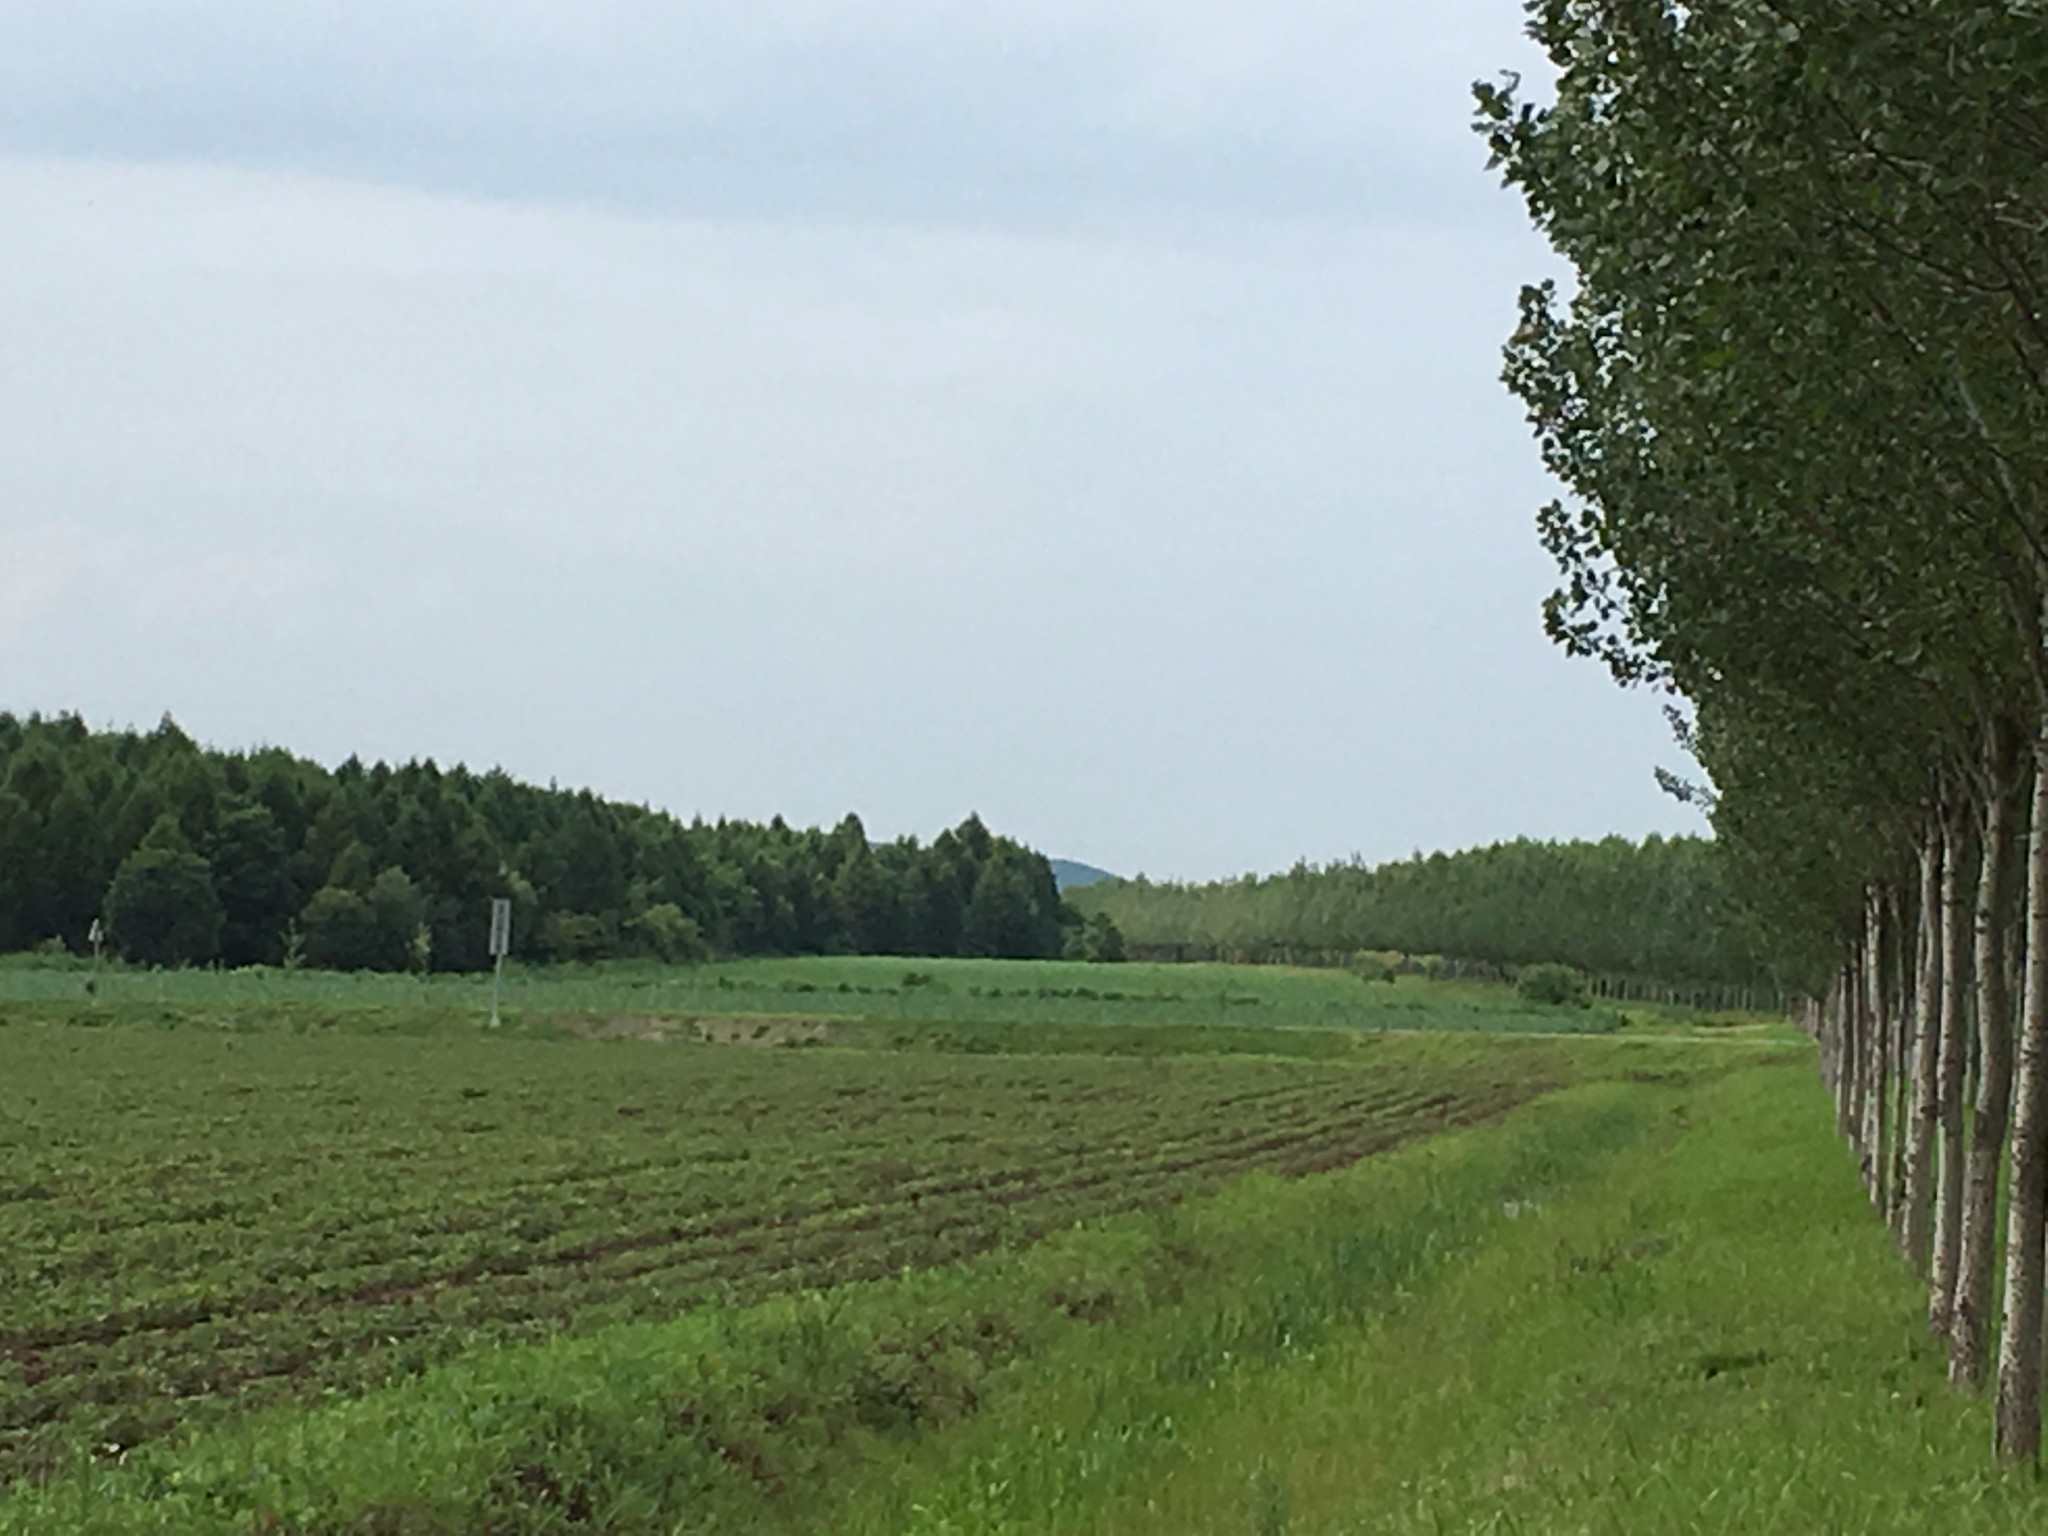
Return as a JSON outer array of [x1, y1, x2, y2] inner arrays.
[[0, 966, 1626, 1497], [0, 1016, 1846, 1536], [0, 952, 1665, 1036]]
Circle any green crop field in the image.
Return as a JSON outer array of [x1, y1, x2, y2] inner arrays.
[[0, 952, 1679, 1036], [0, 964, 1631, 1497], [6, 959, 1939, 1536]]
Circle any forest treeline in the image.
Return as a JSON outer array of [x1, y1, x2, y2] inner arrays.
[[1066, 835, 1770, 987], [1479, 3, 2048, 1460], [0, 713, 1092, 970]]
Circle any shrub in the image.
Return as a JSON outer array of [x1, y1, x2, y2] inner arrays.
[[1517, 963, 1591, 1008], [625, 903, 709, 964], [541, 911, 610, 965]]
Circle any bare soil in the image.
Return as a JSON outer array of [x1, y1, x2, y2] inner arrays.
[[560, 1014, 828, 1047]]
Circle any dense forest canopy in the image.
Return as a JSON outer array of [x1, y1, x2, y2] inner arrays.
[[2, 714, 1770, 988], [1068, 835, 1770, 986], [0, 712, 1076, 969]]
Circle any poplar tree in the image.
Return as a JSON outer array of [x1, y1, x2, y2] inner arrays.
[[1481, 0, 2048, 1460]]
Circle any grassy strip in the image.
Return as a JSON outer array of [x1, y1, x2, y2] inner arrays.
[[0, 955, 1654, 1038], [0, 995, 1654, 1058], [881, 1060, 2048, 1535], [0, 1069, 1672, 1534]]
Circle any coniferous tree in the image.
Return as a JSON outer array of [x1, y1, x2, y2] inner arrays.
[[0, 713, 1074, 972]]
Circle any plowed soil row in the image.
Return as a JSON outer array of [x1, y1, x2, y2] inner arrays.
[[0, 1022, 1561, 1485]]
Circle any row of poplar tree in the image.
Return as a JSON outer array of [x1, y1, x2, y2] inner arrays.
[[1067, 835, 1768, 987], [0, 712, 1081, 969], [1479, 3, 2048, 1458]]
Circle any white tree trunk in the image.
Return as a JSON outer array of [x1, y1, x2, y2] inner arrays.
[[1889, 886, 1912, 1232], [1851, 966, 1867, 1146], [1929, 808, 1971, 1332], [1954, 772, 2014, 1388], [1891, 885, 1915, 1232], [1864, 893, 1889, 1209], [1904, 833, 1945, 1270], [1838, 969, 1849, 1113], [1840, 960, 1863, 1145], [1993, 740, 2048, 1460]]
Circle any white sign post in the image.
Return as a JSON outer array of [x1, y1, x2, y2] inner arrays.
[[87, 918, 104, 993], [488, 899, 512, 1029]]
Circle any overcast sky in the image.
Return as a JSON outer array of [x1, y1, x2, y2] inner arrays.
[[0, 1, 1704, 880]]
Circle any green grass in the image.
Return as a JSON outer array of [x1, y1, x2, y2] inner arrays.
[[0, 953, 1654, 1037], [846, 1059, 2048, 1536]]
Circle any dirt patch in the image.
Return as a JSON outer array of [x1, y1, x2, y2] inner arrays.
[[558, 1014, 828, 1047], [693, 1017, 829, 1048]]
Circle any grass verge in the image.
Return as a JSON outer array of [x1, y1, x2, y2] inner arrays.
[[906, 1060, 2048, 1535], [0, 955, 1657, 1039]]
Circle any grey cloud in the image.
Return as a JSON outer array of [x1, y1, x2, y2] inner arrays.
[[0, 2, 1538, 228]]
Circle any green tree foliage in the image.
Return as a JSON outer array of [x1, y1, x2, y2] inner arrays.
[[104, 816, 224, 966], [210, 801, 295, 967], [1516, 963, 1590, 1009], [624, 902, 709, 964], [366, 867, 428, 973], [541, 912, 612, 965], [1476, 0, 2048, 1459], [1071, 836, 1769, 986], [1082, 911, 1127, 964], [299, 887, 381, 972], [0, 712, 1069, 972], [962, 845, 1066, 960]]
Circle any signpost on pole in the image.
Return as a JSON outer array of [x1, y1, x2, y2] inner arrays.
[[488, 899, 512, 1029], [87, 918, 104, 996]]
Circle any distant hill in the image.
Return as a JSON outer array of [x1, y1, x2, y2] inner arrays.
[[1049, 859, 1117, 891]]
